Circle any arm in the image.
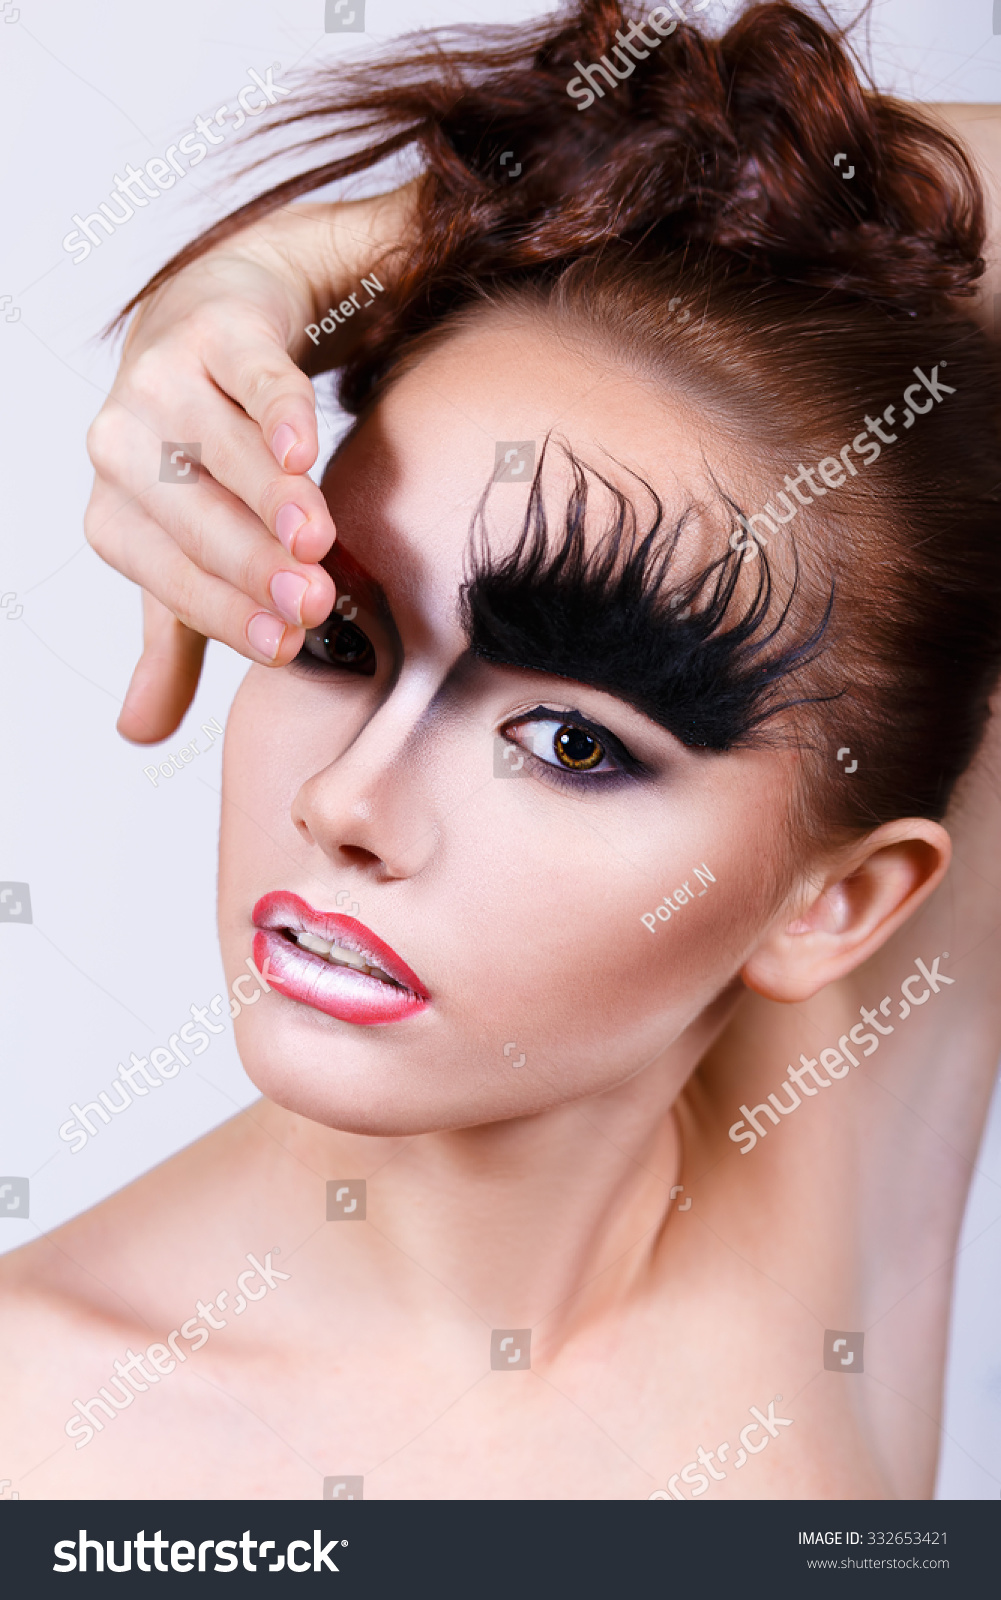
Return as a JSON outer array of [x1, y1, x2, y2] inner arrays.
[[122, 189, 415, 370], [86, 184, 419, 744], [694, 105, 1001, 1498]]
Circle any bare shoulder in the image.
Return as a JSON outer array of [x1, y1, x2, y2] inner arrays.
[[0, 1109, 281, 1498], [0, 1217, 155, 1500]]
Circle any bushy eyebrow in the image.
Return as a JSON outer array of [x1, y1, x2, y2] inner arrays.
[[457, 438, 834, 750]]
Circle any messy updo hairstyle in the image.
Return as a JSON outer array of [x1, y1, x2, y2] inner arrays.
[[121, 0, 1001, 843]]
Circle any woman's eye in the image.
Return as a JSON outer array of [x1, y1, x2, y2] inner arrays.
[[505, 717, 623, 775], [299, 615, 377, 675]]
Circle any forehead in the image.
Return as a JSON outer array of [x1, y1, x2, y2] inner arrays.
[[324, 309, 727, 597]]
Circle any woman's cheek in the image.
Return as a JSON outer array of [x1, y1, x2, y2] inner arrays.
[[566, 856, 765, 1051]]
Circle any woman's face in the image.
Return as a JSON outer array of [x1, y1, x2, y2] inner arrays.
[[218, 310, 805, 1134]]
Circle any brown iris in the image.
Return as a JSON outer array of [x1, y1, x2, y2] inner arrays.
[[554, 723, 603, 770]]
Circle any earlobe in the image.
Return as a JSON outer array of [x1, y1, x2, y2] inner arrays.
[[740, 819, 952, 1004]]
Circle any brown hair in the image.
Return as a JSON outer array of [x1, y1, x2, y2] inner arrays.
[[121, 1, 1001, 837]]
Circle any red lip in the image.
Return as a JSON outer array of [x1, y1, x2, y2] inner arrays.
[[252, 891, 430, 1026]]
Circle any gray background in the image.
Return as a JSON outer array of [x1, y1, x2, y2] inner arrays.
[[0, 0, 998, 1497]]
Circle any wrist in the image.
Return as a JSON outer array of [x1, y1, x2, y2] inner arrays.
[[246, 183, 422, 322], [120, 180, 421, 364], [122, 249, 305, 361]]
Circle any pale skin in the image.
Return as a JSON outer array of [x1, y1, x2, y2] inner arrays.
[[2, 109, 999, 1502]]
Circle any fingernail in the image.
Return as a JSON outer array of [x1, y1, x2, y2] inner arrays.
[[247, 611, 287, 661], [271, 423, 298, 468], [275, 502, 308, 556], [269, 571, 310, 626]]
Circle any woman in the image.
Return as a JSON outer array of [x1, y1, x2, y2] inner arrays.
[[4, 1, 1000, 1501]]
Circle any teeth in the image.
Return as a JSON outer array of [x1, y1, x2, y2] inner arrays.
[[292, 929, 400, 987], [328, 944, 368, 971]]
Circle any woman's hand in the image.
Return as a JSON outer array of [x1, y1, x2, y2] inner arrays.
[[85, 192, 414, 744]]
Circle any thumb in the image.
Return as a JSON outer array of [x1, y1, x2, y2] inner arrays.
[[117, 591, 209, 745]]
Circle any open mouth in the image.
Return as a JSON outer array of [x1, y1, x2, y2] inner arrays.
[[279, 927, 404, 990], [251, 891, 430, 1026]]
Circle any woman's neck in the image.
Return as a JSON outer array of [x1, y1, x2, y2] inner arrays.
[[245, 992, 745, 1343], [252, 1066, 681, 1341]]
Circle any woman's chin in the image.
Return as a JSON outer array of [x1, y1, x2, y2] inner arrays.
[[231, 1009, 632, 1139], [231, 1016, 484, 1137]]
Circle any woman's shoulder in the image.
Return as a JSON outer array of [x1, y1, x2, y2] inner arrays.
[[0, 1182, 150, 1334], [0, 1113, 274, 1497], [0, 1215, 150, 1498], [0, 1104, 262, 1319]]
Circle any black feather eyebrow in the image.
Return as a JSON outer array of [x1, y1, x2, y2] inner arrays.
[[457, 436, 834, 750]]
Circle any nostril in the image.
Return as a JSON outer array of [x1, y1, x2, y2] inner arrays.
[[338, 844, 381, 869]]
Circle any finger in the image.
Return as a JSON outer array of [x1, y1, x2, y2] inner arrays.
[[99, 507, 306, 670], [117, 342, 336, 567], [160, 385, 337, 572], [117, 592, 208, 745], [147, 462, 336, 631], [88, 400, 335, 628], [193, 306, 323, 477]]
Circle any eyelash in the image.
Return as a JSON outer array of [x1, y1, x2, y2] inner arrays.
[[292, 614, 378, 678], [499, 706, 646, 789], [289, 624, 645, 792]]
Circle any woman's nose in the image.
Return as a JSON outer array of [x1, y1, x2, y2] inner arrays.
[[290, 700, 441, 882]]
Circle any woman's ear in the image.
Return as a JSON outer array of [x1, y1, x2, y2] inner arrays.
[[741, 818, 952, 1003]]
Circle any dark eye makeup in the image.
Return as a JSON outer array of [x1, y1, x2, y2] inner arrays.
[[290, 569, 651, 796], [500, 704, 647, 787], [294, 614, 378, 676], [460, 436, 833, 751], [290, 604, 644, 791]]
